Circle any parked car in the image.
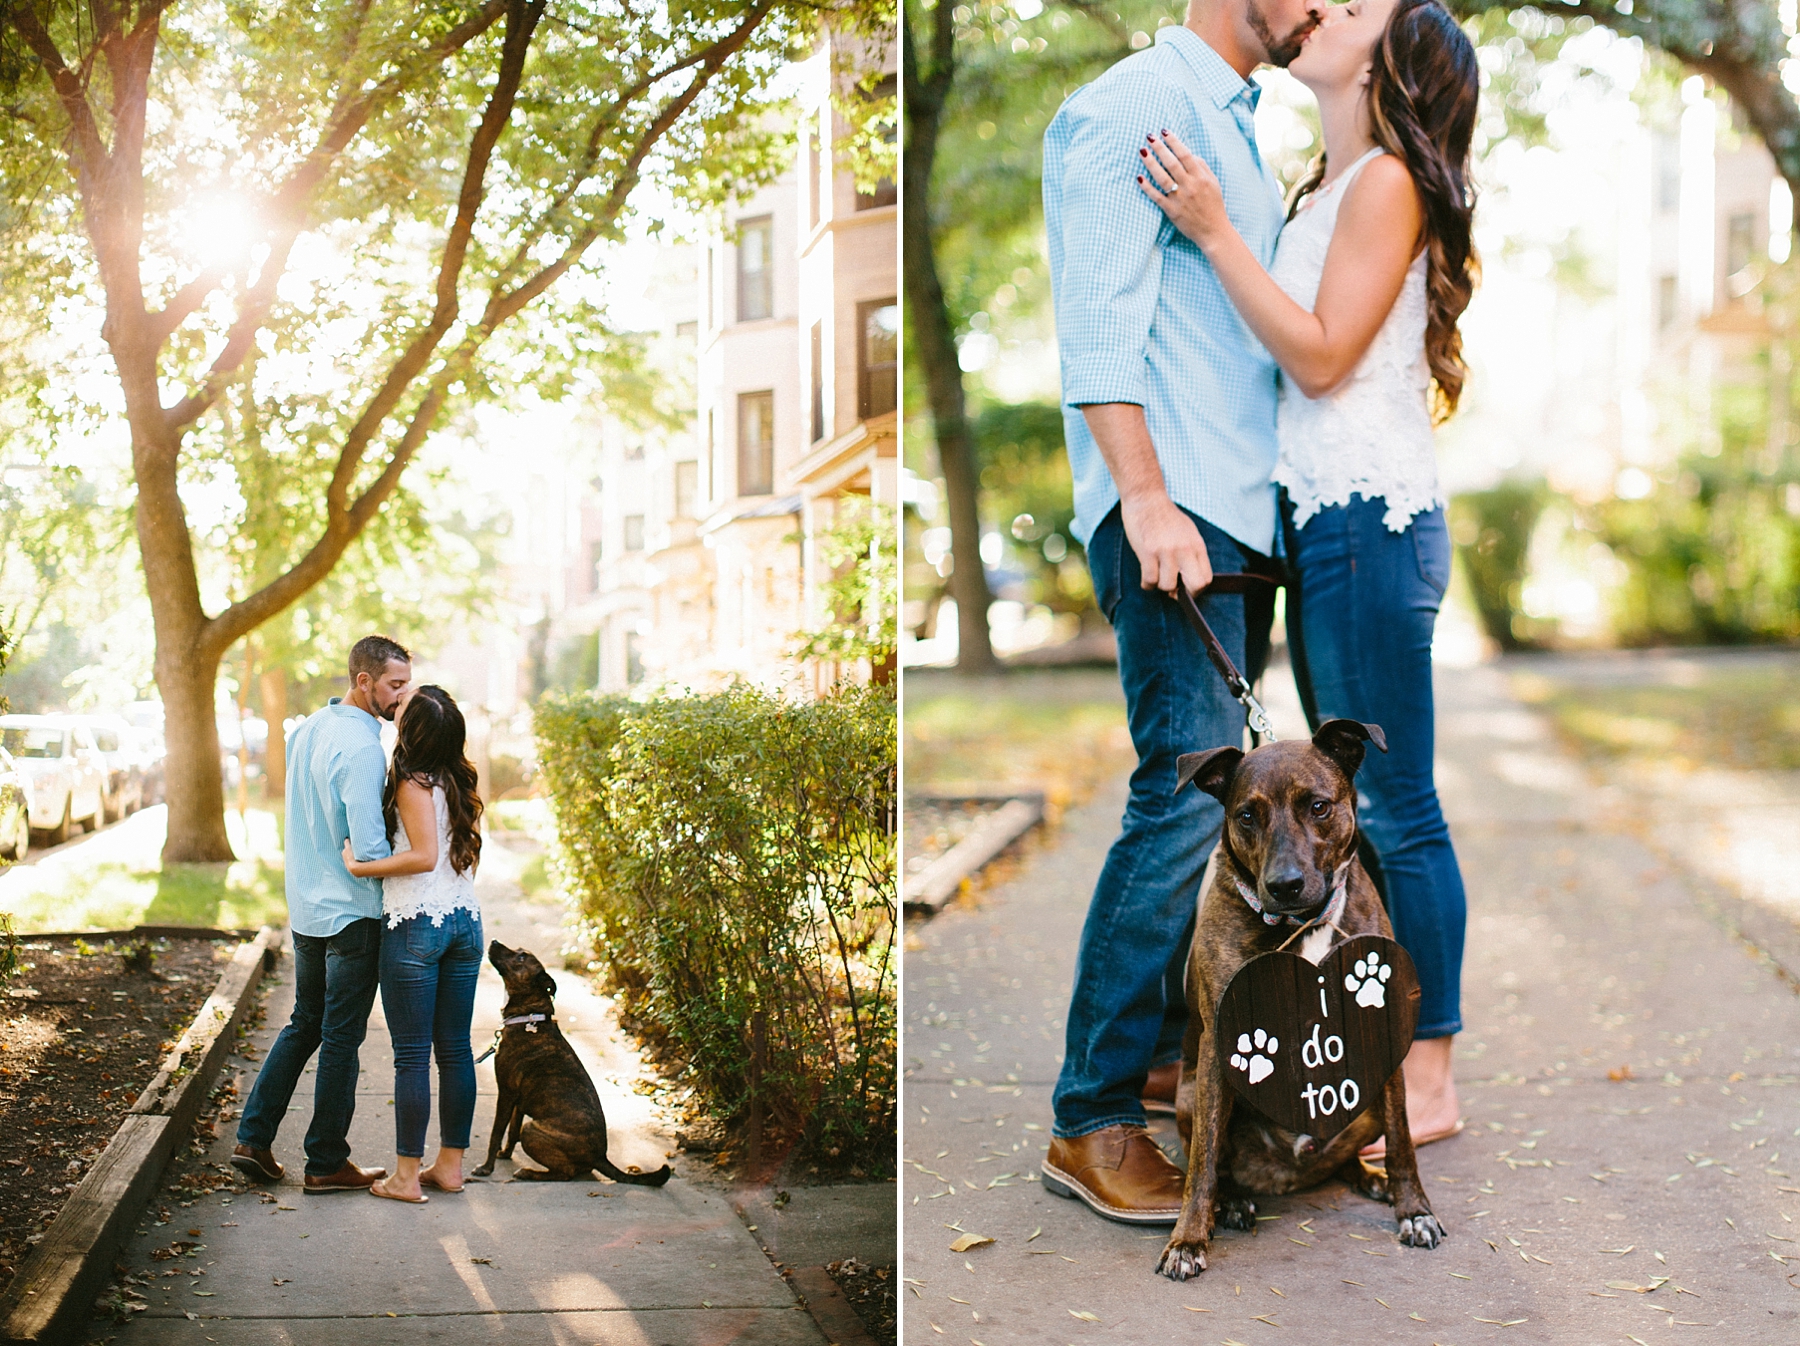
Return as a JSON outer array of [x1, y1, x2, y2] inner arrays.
[[71, 714, 145, 821], [0, 715, 107, 845], [128, 724, 167, 806], [0, 745, 29, 861]]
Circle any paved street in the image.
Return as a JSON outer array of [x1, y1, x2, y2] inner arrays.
[[902, 657, 1800, 1343], [101, 838, 834, 1346]]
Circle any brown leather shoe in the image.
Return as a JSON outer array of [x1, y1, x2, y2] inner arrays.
[[1042, 1124, 1184, 1224], [229, 1144, 283, 1183], [1142, 1061, 1179, 1116], [302, 1160, 387, 1194]]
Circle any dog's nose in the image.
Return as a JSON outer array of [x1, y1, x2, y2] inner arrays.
[[1264, 872, 1306, 905]]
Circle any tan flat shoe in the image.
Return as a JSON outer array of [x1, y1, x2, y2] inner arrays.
[[368, 1178, 428, 1204], [420, 1171, 464, 1194]]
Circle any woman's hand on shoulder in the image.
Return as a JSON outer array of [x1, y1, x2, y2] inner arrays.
[[1137, 131, 1230, 249]]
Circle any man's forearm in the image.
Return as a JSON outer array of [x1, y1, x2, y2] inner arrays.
[[1081, 403, 1169, 506]]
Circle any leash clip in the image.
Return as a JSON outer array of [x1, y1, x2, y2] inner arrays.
[[1172, 575, 1280, 743]]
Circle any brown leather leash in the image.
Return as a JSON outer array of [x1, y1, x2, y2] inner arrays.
[[1172, 574, 1281, 742]]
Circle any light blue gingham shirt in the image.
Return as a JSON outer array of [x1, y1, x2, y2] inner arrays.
[[284, 698, 390, 938], [1044, 26, 1285, 553]]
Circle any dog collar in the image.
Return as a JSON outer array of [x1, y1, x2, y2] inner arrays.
[[474, 1013, 553, 1064], [1232, 860, 1351, 929]]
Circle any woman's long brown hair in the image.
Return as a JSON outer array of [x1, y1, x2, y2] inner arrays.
[[1291, 0, 1480, 421], [384, 684, 483, 876]]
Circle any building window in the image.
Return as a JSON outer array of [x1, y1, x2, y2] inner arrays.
[[585, 539, 603, 591], [810, 321, 826, 443], [1657, 274, 1679, 330], [675, 460, 698, 519], [737, 215, 773, 322], [675, 320, 697, 339], [1727, 211, 1756, 276], [624, 439, 645, 461], [624, 514, 645, 552], [704, 246, 714, 328], [855, 75, 898, 211], [738, 391, 775, 495], [858, 300, 898, 419], [625, 629, 644, 686]]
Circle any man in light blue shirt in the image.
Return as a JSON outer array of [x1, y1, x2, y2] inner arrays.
[[233, 635, 411, 1192], [1040, 0, 1322, 1226]]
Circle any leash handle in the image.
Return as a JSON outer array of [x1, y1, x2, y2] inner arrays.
[[1172, 575, 1280, 742]]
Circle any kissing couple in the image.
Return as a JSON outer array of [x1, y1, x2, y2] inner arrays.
[[1040, 0, 1478, 1223], [230, 634, 487, 1204]]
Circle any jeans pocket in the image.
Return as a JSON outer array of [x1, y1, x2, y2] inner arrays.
[[404, 915, 446, 960], [1412, 509, 1451, 599], [1089, 509, 1124, 622]]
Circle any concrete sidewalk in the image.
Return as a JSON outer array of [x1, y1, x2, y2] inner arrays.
[[903, 657, 1800, 1343], [100, 838, 837, 1345]]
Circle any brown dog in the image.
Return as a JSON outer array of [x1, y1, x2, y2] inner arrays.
[[1157, 719, 1443, 1281], [471, 941, 671, 1187]]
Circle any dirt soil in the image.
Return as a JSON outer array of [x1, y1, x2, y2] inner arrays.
[[826, 1256, 895, 1344], [0, 935, 234, 1290]]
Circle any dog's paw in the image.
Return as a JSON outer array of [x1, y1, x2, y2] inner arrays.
[[1156, 1239, 1208, 1281], [1397, 1212, 1445, 1248], [1228, 1027, 1279, 1086], [470, 1162, 495, 1178], [1346, 1164, 1391, 1204], [1344, 952, 1394, 1009], [1215, 1194, 1258, 1231]]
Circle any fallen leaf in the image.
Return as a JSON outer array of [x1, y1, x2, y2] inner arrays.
[[1181, 1305, 1210, 1312], [1473, 1317, 1527, 1326], [1069, 1310, 1100, 1322], [469, 1257, 492, 1266], [271, 1278, 289, 1287], [1026, 1226, 1042, 1242]]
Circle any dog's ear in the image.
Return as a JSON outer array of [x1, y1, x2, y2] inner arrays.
[[1176, 746, 1243, 801], [1311, 720, 1387, 780], [534, 970, 557, 997]]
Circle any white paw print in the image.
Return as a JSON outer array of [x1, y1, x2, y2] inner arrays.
[[1345, 951, 1394, 1008], [1229, 1028, 1278, 1085]]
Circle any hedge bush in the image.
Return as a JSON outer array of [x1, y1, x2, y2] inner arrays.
[[535, 683, 896, 1171]]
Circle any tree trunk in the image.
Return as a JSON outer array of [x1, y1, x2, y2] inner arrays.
[[157, 643, 234, 862], [903, 7, 998, 673], [261, 665, 288, 802]]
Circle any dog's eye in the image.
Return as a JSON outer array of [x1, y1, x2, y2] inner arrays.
[[1309, 799, 1330, 818], [1235, 809, 1255, 828]]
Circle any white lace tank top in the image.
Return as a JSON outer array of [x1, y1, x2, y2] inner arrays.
[[1269, 147, 1444, 533], [382, 783, 478, 929]]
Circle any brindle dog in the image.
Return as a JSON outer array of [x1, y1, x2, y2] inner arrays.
[[1157, 719, 1444, 1281], [471, 941, 672, 1186]]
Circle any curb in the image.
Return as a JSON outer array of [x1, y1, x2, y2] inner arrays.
[[903, 792, 1045, 916], [0, 926, 282, 1346], [786, 1265, 878, 1346]]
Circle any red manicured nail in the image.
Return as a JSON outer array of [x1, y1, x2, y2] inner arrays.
[[1140, 147, 1148, 156], [1161, 128, 1169, 135], [1137, 175, 1145, 183]]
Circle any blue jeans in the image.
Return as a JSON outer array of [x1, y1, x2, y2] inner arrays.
[[1282, 492, 1466, 1038], [380, 908, 482, 1158], [237, 917, 382, 1176], [1052, 504, 1274, 1138]]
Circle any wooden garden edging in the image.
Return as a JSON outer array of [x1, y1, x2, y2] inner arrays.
[[0, 926, 282, 1346]]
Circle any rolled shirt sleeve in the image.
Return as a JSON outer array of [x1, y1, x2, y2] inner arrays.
[[1048, 80, 1202, 408], [338, 742, 392, 865]]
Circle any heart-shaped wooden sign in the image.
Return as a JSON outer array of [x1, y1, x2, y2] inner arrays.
[[1213, 935, 1420, 1139]]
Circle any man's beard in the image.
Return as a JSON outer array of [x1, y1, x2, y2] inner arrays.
[[378, 700, 399, 722], [1249, 0, 1315, 67]]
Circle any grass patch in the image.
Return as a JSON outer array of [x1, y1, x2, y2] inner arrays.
[[1511, 658, 1800, 772], [517, 850, 557, 901], [904, 666, 1133, 807], [0, 806, 288, 933]]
